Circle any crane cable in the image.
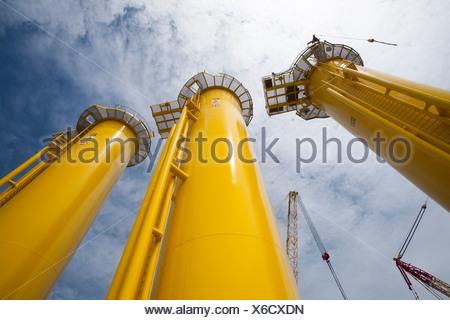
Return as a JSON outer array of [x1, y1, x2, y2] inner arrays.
[[317, 34, 398, 46], [298, 196, 348, 300], [412, 274, 444, 300], [273, 193, 289, 218]]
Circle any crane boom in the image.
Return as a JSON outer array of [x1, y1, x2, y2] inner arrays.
[[394, 200, 449, 299], [286, 191, 299, 284], [394, 258, 450, 298], [298, 196, 348, 300]]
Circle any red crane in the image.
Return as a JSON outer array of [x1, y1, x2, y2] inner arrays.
[[394, 201, 450, 299], [394, 258, 450, 299]]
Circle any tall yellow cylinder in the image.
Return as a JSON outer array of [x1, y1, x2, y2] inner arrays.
[[262, 41, 450, 211], [308, 61, 450, 210], [150, 88, 299, 299], [0, 106, 150, 299]]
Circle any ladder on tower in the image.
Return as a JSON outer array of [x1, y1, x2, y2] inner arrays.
[[107, 94, 200, 300], [0, 128, 85, 208]]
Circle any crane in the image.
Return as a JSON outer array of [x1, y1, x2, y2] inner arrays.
[[286, 191, 299, 284], [282, 191, 347, 298], [394, 258, 450, 299], [394, 201, 450, 299], [297, 195, 348, 300]]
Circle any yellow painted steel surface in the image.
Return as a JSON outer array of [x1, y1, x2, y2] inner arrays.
[[262, 41, 450, 211], [150, 88, 299, 299], [0, 120, 137, 299], [107, 109, 192, 299], [106, 130, 173, 300], [308, 60, 450, 210]]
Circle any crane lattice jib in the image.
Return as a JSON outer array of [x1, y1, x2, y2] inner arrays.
[[395, 258, 450, 298], [286, 191, 299, 284]]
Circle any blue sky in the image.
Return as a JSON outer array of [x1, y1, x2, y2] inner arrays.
[[0, 0, 449, 300]]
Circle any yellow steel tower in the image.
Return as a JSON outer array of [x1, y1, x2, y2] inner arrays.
[[0, 105, 151, 299], [107, 72, 300, 299], [262, 40, 450, 211]]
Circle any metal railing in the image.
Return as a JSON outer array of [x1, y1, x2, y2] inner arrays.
[[0, 127, 91, 208]]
